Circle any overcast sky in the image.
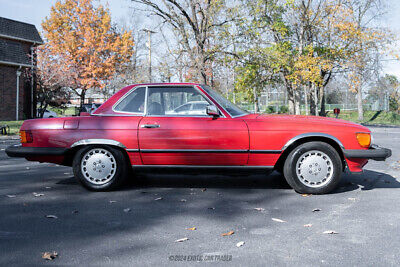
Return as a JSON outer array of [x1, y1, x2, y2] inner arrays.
[[0, 0, 399, 78]]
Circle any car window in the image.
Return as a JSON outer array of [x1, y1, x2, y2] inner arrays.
[[193, 103, 207, 110], [175, 103, 191, 113], [114, 87, 146, 113], [147, 86, 210, 116], [201, 85, 248, 117]]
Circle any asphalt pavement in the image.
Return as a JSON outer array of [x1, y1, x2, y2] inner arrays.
[[0, 126, 399, 266]]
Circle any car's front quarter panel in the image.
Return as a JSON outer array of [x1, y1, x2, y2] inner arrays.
[[245, 115, 373, 172]]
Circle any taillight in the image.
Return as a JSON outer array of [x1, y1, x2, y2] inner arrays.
[[20, 130, 33, 143]]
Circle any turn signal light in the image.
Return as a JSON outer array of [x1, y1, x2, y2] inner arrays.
[[20, 130, 33, 143], [356, 133, 371, 148]]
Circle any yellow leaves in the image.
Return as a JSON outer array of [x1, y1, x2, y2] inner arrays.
[[42, 0, 134, 91]]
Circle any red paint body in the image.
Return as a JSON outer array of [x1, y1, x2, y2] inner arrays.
[[20, 83, 371, 172]]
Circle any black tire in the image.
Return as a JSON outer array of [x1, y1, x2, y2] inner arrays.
[[72, 145, 129, 191], [283, 141, 342, 194]]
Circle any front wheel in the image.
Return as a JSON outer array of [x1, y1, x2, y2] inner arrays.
[[72, 145, 129, 191], [283, 141, 342, 194]]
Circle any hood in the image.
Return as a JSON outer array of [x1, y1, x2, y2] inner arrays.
[[254, 114, 370, 132]]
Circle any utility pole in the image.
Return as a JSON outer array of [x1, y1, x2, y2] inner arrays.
[[142, 29, 156, 83]]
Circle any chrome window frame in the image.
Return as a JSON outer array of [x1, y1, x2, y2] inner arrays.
[[111, 86, 147, 116]]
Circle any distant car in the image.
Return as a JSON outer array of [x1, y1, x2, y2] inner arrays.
[[6, 83, 391, 193], [37, 109, 58, 118], [166, 101, 209, 115], [79, 103, 101, 114]]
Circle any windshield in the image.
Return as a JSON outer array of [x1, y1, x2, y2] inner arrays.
[[201, 85, 249, 117]]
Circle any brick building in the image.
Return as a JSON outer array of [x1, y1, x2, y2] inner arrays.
[[0, 17, 42, 121]]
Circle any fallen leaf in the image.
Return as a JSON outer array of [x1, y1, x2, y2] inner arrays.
[[42, 251, 58, 260], [312, 208, 321, 212], [72, 210, 79, 214], [123, 208, 131, 213], [221, 231, 234, 236], [253, 208, 265, 211], [175, 237, 189, 242], [6, 195, 16, 198], [236, 241, 245, 247], [180, 199, 187, 202], [301, 194, 311, 197], [154, 197, 163, 201], [303, 224, 313, 227], [45, 215, 58, 219], [272, 218, 286, 223], [109, 200, 117, 203], [186, 227, 196, 231], [348, 198, 356, 201], [33, 192, 44, 197], [201, 188, 207, 192], [323, 230, 338, 234]]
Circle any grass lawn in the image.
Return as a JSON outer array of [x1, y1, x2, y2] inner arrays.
[[326, 110, 400, 126], [0, 121, 24, 136]]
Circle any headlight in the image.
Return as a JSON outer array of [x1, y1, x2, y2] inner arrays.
[[356, 132, 371, 148]]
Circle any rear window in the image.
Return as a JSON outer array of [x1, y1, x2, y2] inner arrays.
[[114, 87, 146, 113]]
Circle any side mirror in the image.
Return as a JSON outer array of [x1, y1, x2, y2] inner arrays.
[[206, 105, 220, 117]]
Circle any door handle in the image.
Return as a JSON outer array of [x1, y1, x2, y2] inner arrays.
[[141, 124, 160, 128]]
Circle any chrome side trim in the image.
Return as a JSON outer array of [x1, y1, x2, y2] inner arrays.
[[138, 149, 282, 154], [249, 150, 282, 154], [126, 149, 140, 152], [71, 139, 127, 148], [140, 149, 248, 153], [282, 133, 345, 151], [131, 165, 274, 169]]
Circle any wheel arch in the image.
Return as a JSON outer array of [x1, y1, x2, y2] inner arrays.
[[275, 133, 346, 172], [63, 139, 130, 166]]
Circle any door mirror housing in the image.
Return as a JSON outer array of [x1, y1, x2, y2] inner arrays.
[[206, 105, 220, 117]]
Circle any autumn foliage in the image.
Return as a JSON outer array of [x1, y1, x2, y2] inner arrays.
[[41, 0, 134, 105]]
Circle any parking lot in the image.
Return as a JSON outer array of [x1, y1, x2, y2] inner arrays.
[[0, 126, 399, 266]]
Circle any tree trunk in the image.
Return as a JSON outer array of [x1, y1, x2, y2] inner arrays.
[[357, 86, 364, 121], [319, 86, 326, 116], [294, 89, 301, 115], [303, 85, 309, 115], [80, 90, 86, 109], [288, 89, 295, 114], [253, 86, 259, 113]]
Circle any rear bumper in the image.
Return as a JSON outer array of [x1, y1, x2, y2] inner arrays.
[[343, 145, 392, 161], [5, 145, 67, 158]]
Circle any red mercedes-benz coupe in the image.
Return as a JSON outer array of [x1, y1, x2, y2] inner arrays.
[[6, 83, 391, 194]]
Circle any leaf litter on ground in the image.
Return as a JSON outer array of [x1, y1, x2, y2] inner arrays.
[[271, 218, 286, 223]]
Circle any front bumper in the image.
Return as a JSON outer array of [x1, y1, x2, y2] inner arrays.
[[5, 145, 67, 158], [343, 145, 392, 161]]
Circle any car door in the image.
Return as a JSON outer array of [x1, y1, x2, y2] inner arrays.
[[138, 85, 249, 166]]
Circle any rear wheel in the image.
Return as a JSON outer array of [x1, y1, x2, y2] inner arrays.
[[283, 141, 342, 194], [72, 145, 129, 191]]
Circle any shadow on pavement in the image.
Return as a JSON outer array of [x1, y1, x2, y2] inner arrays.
[[334, 170, 400, 193]]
